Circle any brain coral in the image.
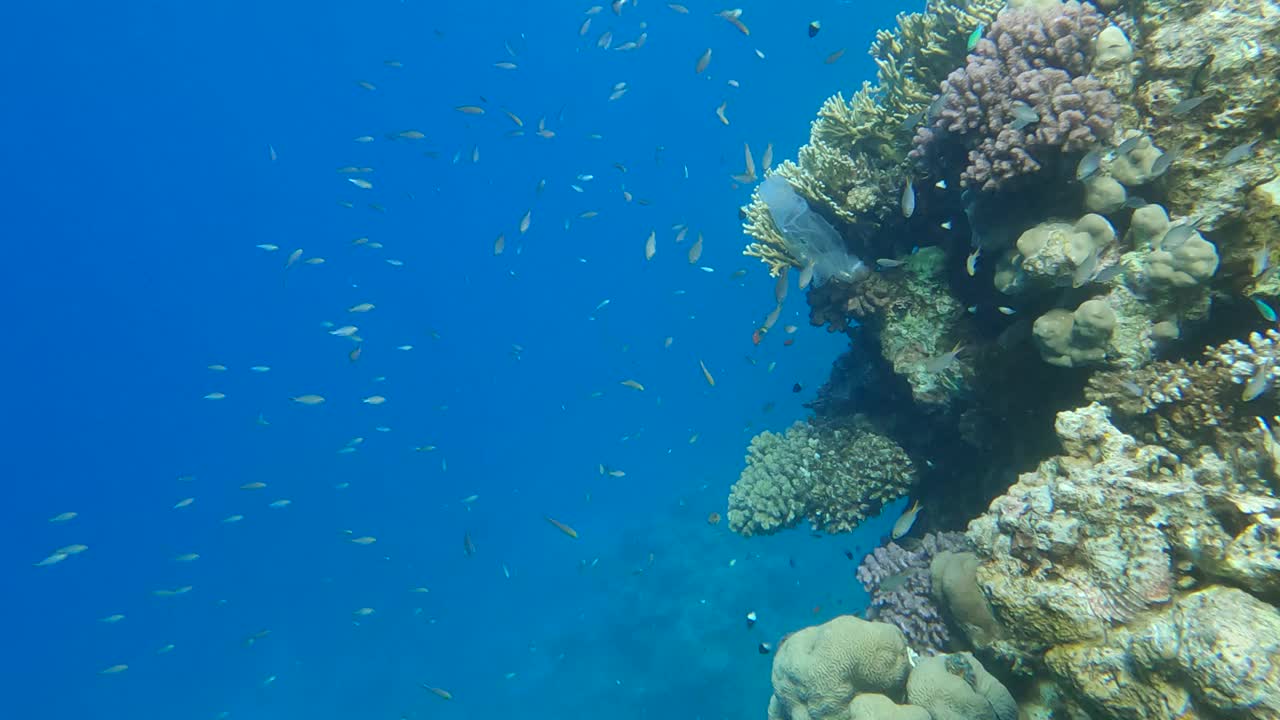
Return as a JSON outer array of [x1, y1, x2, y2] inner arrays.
[[905, 653, 1018, 720], [768, 616, 912, 720], [911, 0, 1119, 190], [727, 417, 916, 537]]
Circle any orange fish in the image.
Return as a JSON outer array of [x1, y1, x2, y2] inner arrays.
[[707, 512, 721, 525], [783, 338, 795, 347], [545, 516, 579, 539], [812, 605, 822, 615], [752, 329, 764, 346]]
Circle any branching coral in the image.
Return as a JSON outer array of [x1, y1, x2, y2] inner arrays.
[[911, 1, 1119, 190], [856, 532, 967, 655], [743, 0, 1005, 273], [727, 417, 916, 537]]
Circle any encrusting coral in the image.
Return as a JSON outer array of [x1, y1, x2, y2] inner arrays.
[[727, 416, 916, 537], [953, 402, 1280, 717]]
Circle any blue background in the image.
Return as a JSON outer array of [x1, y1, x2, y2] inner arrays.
[[1, 1, 914, 718]]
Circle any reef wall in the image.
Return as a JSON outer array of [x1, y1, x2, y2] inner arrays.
[[730, 0, 1280, 717]]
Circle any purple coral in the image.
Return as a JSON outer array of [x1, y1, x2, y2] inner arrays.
[[910, 1, 1119, 190], [856, 532, 966, 655]]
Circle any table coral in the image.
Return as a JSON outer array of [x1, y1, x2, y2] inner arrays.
[[727, 417, 916, 537]]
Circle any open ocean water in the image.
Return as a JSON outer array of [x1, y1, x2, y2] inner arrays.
[[0, 2, 917, 719]]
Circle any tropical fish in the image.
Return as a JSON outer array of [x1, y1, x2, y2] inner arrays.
[[966, 247, 981, 277], [1008, 102, 1039, 130], [620, 379, 645, 391], [695, 48, 711, 74], [645, 231, 656, 260], [1076, 149, 1103, 180], [463, 531, 476, 557], [1252, 297, 1278, 322], [48, 511, 77, 523], [1243, 361, 1273, 402], [292, 394, 325, 405], [423, 685, 453, 701], [1220, 139, 1259, 167], [900, 180, 915, 218], [922, 343, 964, 373], [545, 516, 580, 539], [1170, 94, 1212, 115], [891, 500, 922, 539], [966, 25, 984, 51], [698, 360, 716, 387], [688, 234, 704, 264]]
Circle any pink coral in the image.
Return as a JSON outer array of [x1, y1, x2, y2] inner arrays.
[[910, 1, 1119, 190], [856, 532, 966, 655]]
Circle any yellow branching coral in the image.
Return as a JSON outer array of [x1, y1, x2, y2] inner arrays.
[[743, 0, 1005, 274], [742, 181, 800, 276]]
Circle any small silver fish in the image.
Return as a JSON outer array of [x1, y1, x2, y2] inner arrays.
[[876, 258, 905, 269], [901, 181, 915, 218], [1114, 135, 1144, 156], [891, 500, 921, 540], [1149, 147, 1183, 178], [1008, 102, 1039, 131], [1243, 362, 1273, 402], [1220, 139, 1259, 167], [1161, 223, 1198, 250], [1076, 149, 1103, 181], [922, 343, 964, 373], [1072, 250, 1099, 288], [1171, 94, 1212, 115]]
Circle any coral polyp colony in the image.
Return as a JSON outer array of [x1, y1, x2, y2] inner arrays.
[[732, 0, 1279, 717]]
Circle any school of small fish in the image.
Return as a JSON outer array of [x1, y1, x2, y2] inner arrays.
[[25, 4, 866, 717]]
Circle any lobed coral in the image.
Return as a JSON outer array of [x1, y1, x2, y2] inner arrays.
[[911, 1, 1120, 190], [726, 417, 916, 537], [768, 615, 1016, 720], [856, 532, 967, 655]]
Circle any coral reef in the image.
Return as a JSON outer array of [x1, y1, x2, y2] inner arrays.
[[874, 249, 975, 409], [768, 616, 1016, 720], [768, 616, 913, 720], [1032, 298, 1116, 368], [856, 532, 967, 655], [742, 0, 1007, 273], [905, 653, 1018, 720], [955, 402, 1280, 716], [911, 1, 1119, 190], [727, 417, 916, 537]]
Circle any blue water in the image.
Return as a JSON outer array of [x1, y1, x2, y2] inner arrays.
[[2, 1, 913, 718]]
